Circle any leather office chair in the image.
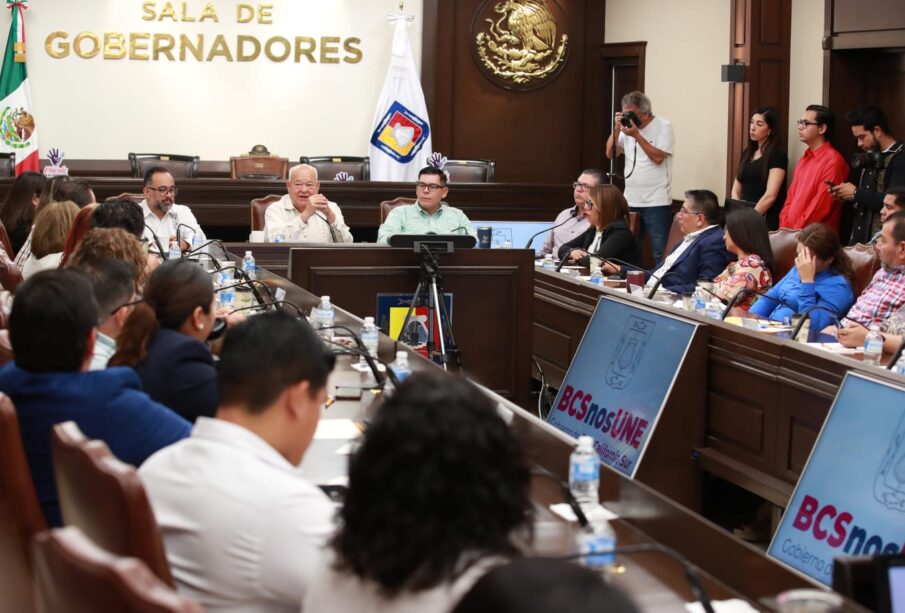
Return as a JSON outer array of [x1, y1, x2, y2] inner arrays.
[[0, 152, 15, 178], [0, 219, 22, 292], [230, 155, 289, 180], [444, 159, 495, 183], [33, 527, 203, 613], [105, 193, 145, 204], [51, 422, 175, 587], [627, 211, 640, 238], [250, 194, 283, 233], [661, 213, 684, 260], [299, 156, 370, 181], [844, 242, 880, 298], [380, 197, 415, 224], [768, 228, 801, 281], [129, 153, 200, 179], [0, 393, 47, 613]]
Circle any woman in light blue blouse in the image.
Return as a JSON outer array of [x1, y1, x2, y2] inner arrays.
[[749, 223, 855, 331]]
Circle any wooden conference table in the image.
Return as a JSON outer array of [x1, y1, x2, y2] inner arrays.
[[533, 267, 905, 512], [244, 257, 858, 612]]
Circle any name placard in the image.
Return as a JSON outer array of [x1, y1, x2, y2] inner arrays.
[[768, 372, 905, 586], [546, 296, 697, 477]]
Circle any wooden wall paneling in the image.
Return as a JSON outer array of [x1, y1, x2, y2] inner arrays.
[[422, 0, 605, 184], [726, 0, 792, 196], [580, 0, 607, 172]]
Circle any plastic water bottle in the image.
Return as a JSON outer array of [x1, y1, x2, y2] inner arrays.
[[569, 436, 600, 513], [863, 324, 884, 366], [705, 299, 723, 320], [502, 240, 512, 249], [242, 250, 256, 281], [893, 354, 905, 376], [390, 351, 411, 382], [577, 505, 617, 569], [360, 316, 379, 364], [541, 254, 555, 270], [168, 240, 181, 261], [691, 288, 707, 314], [313, 296, 335, 340], [191, 233, 203, 253], [218, 283, 234, 311], [589, 269, 604, 285], [273, 232, 285, 244]]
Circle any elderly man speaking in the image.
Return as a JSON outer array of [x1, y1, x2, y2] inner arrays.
[[263, 164, 353, 243]]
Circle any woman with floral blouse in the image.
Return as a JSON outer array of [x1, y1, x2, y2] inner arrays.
[[713, 207, 774, 311]]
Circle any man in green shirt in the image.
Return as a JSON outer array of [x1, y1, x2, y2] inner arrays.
[[377, 167, 478, 244]]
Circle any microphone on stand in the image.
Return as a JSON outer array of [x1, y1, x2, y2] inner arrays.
[[174, 222, 204, 249], [228, 300, 306, 318], [143, 224, 168, 260], [183, 238, 228, 260], [214, 276, 268, 309], [645, 270, 683, 299], [317, 324, 399, 388], [312, 212, 338, 243], [790, 304, 842, 341], [888, 337, 905, 371], [599, 257, 645, 274], [525, 209, 578, 249]]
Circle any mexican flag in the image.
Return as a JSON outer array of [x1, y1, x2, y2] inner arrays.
[[0, 0, 38, 174]]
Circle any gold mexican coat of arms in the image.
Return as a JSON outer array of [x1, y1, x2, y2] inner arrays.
[[472, 0, 569, 91]]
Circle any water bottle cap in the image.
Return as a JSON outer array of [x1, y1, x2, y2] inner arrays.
[[577, 435, 594, 449], [396, 351, 407, 360], [321, 295, 331, 303], [364, 316, 374, 324], [245, 250, 252, 256]]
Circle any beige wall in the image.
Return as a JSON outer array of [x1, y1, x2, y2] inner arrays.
[[0, 0, 423, 160], [788, 0, 826, 167], [606, 0, 731, 200]]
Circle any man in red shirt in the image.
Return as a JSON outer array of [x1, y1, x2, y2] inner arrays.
[[779, 105, 849, 231]]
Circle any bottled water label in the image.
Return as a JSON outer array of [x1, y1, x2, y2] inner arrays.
[[570, 457, 599, 482], [579, 532, 616, 567]]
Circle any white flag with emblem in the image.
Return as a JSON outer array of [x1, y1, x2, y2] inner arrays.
[[368, 11, 432, 182]]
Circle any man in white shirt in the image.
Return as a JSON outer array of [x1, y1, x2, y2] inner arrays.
[[139, 167, 206, 255], [539, 169, 598, 256], [140, 311, 337, 612], [605, 91, 675, 262], [263, 164, 353, 243]]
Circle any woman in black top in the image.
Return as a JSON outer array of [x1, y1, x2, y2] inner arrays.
[[0, 171, 45, 256], [558, 184, 641, 268], [730, 106, 788, 230]]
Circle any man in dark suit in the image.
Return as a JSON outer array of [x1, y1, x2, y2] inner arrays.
[[605, 189, 731, 294]]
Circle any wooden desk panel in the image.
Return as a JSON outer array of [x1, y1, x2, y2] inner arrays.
[[287, 246, 535, 408]]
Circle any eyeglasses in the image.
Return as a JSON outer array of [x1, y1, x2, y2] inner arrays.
[[677, 207, 702, 217], [415, 182, 445, 193], [797, 120, 820, 128], [146, 186, 178, 196], [109, 296, 143, 316], [572, 182, 594, 192], [291, 182, 317, 190]]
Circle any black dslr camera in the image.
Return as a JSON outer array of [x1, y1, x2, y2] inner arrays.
[[851, 150, 882, 170], [620, 111, 641, 129]]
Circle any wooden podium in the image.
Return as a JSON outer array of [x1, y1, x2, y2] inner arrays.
[[289, 245, 535, 408]]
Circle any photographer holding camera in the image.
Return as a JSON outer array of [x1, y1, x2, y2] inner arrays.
[[605, 91, 675, 261], [829, 105, 905, 245]]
